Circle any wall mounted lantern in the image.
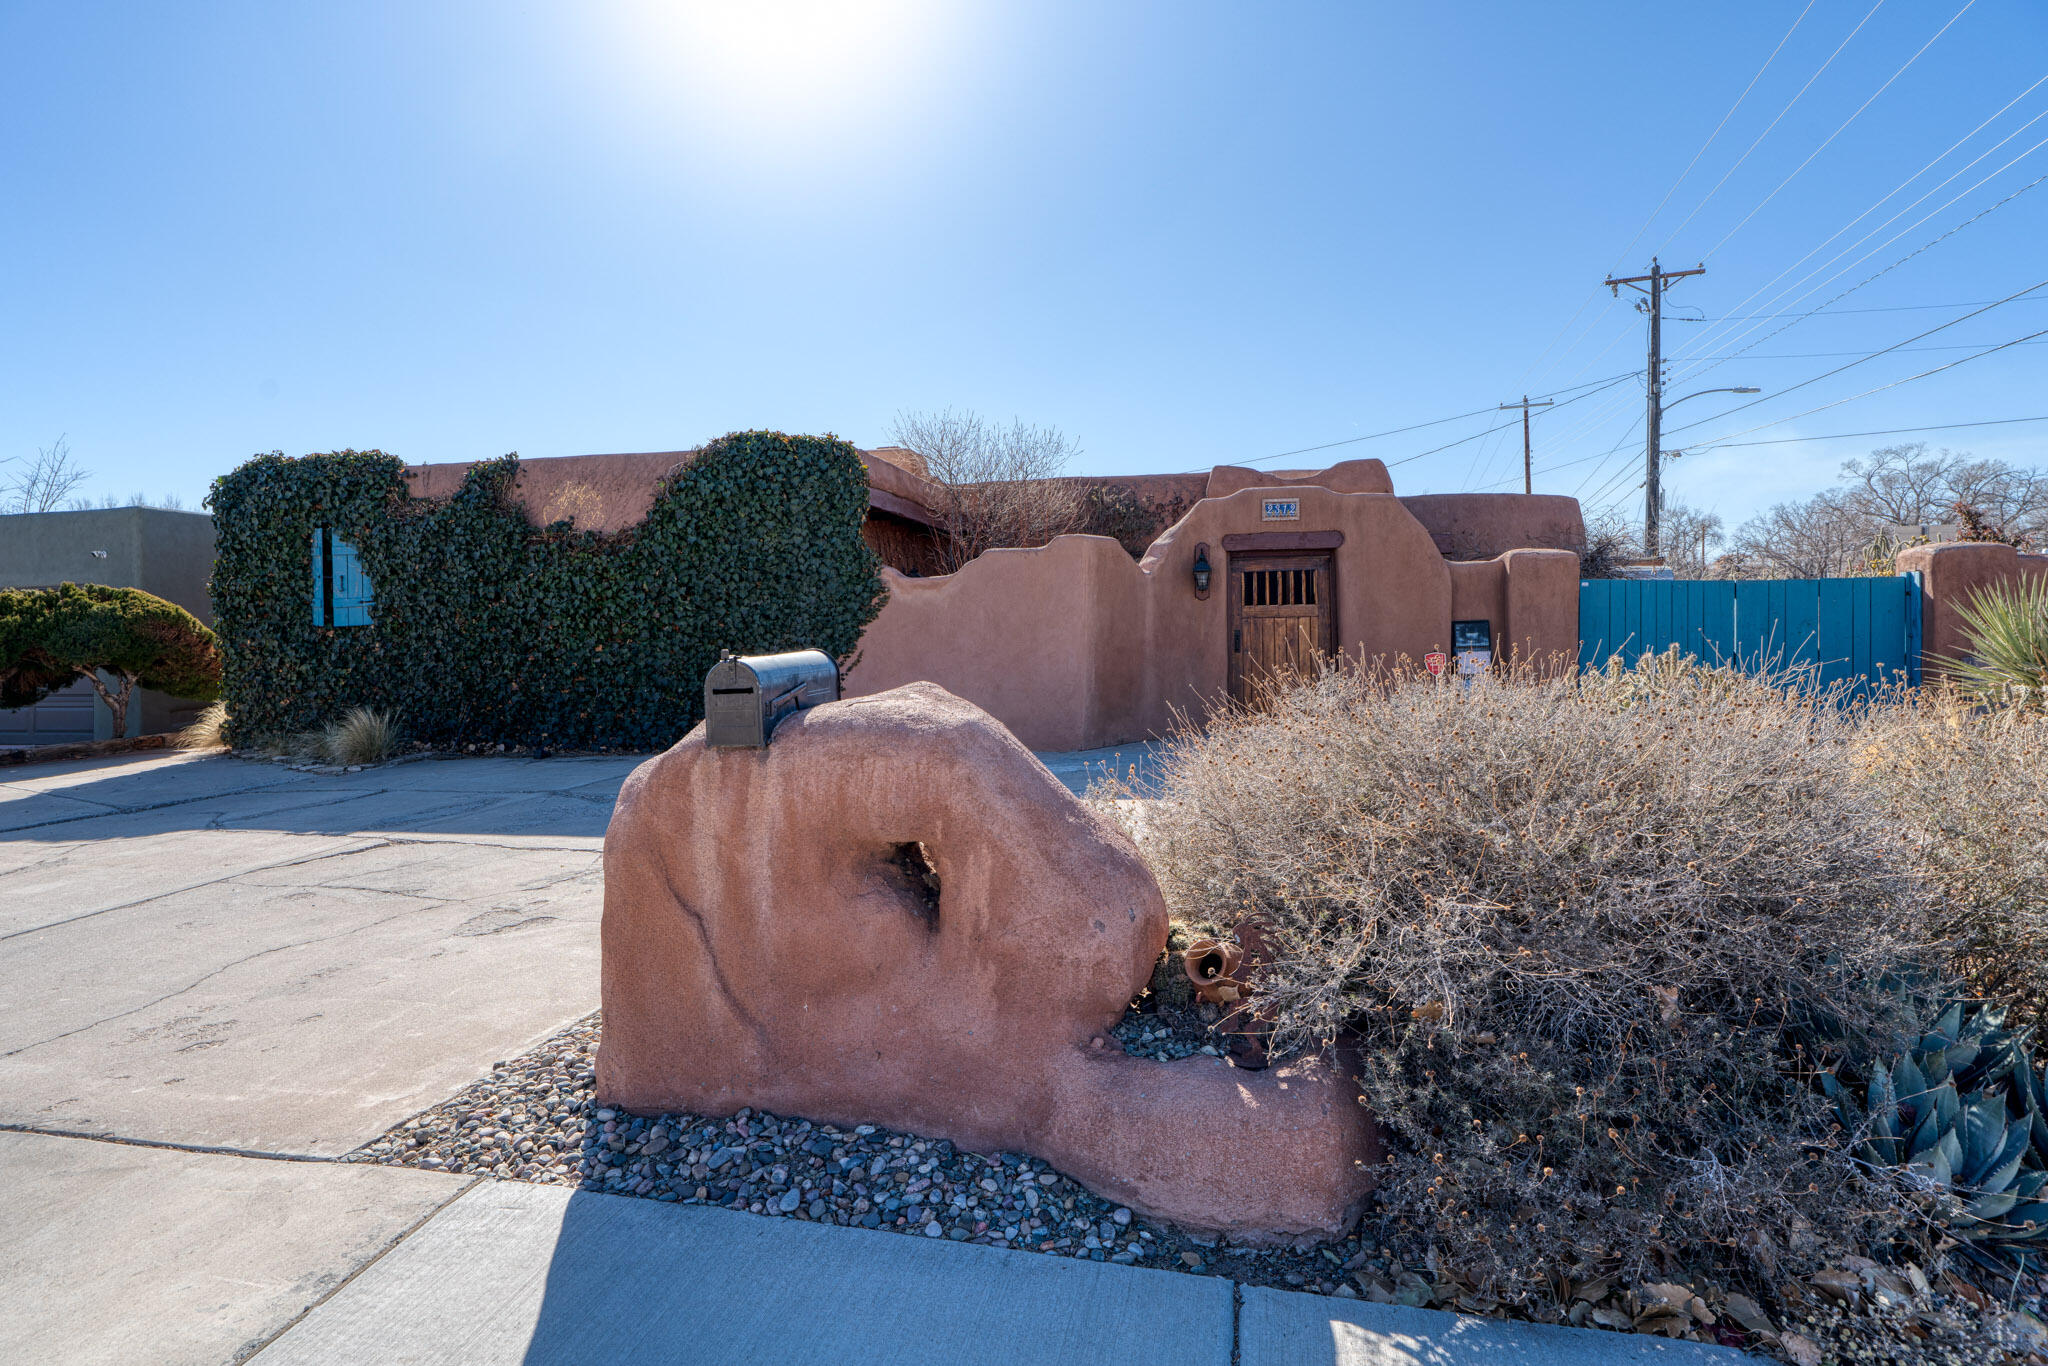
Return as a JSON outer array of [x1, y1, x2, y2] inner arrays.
[[1191, 545, 1212, 598]]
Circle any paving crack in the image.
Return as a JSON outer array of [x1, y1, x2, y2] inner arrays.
[[1, 904, 422, 1057], [234, 1172, 485, 1364], [0, 839, 396, 943]]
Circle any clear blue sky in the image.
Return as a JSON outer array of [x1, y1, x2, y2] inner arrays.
[[5, 1, 2045, 530]]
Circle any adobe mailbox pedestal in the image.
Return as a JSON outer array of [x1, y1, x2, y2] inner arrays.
[[595, 681, 1379, 1243]]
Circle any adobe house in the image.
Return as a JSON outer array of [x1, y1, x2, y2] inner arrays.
[[393, 446, 1587, 752], [845, 458, 1584, 749]]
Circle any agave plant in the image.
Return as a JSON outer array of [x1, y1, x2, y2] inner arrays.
[[1823, 1003, 2048, 1249]]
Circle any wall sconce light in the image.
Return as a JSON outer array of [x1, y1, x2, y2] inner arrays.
[[1191, 544, 1212, 598]]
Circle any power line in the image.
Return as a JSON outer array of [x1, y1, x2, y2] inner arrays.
[[1701, 0, 1978, 260], [1690, 297, 2048, 320], [1511, 1, 1818, 396], [1651, 0, 1889, 256], [1247, 406, 1499, 466], [1662, 282, 2048, 438], [1394, 375, 1637, 470], [1670, 141, 2048, 381], [1681, 322, 2048, 447], [1246, 373, 1636, 468], [1688, 413, 2048, 451], [1674, 68, 2048, 353], [1686, 338, 2048, 360]]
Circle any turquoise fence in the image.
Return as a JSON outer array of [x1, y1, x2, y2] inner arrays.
[[1578, 573, 1921, 691]]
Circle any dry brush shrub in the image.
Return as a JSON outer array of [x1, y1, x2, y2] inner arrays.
[[1137, 662, 1934, 1302], [1866, 696, 2048, 1032]]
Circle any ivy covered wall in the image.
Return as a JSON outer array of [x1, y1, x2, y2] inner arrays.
[[207, 431, 886, 750]]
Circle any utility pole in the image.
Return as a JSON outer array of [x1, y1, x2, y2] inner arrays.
[[1604, 258, 1704, 558], [1497, 395, 1554, 494]]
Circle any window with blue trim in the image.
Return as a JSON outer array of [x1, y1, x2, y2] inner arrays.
[[311, 529, 375, 627]]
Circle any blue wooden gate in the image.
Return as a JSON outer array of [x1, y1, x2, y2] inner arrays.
[[1578, 574, 1921, 691]]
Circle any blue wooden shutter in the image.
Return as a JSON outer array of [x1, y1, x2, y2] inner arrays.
[[330, 537, 374, 626]]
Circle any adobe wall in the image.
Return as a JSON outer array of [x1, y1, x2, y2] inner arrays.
[[847, 536, 1149, 752], [1399, 493, 1586, 560], [847, 479, 1583, 749], [1896, 541, 2048, 673]]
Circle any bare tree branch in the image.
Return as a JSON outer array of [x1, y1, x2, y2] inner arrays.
[[890, 409, 1085, 572], [5, 435, 91, 514]]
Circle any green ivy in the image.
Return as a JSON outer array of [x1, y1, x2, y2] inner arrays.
[[207, 432, 886, 749]]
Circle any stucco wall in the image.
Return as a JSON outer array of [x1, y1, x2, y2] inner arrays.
[[1502, 549, 1582, 670], [0, 506, 218, 736], [1897, 541, 2048, 673], [1398, 493, 1586, 561], [846, 536, 1147, 751], [847, 482, 1577, 748]]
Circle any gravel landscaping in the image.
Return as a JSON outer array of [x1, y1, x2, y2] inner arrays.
[[344, 1010, 2041, 1362], [343, 1012, 1386, 1297]]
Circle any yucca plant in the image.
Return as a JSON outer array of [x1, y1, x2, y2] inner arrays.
[[1823, 1003, 2048, 1252], [1943, 578, 2048, 711]]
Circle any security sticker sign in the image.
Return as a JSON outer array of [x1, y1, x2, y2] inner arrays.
[[1424, 652, 1447, 678]]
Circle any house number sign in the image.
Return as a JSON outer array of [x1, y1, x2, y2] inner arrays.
[[1261, 498, 1300, 521]]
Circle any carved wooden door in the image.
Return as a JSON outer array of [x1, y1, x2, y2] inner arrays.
[[1227, 553, 1334, 705]]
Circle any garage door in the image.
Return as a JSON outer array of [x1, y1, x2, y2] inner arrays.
[[0, 677, 97, 747]]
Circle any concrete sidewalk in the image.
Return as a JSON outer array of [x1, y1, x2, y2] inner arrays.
[[249, 1179, 1734, 1366]]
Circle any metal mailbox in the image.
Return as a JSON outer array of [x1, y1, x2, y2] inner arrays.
[[703, 649, 840, 749]]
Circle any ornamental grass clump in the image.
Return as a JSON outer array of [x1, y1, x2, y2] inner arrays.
[[315, 707, 400, 766], [1137, 662, 1935, 1303]]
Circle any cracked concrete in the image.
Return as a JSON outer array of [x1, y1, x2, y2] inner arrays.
[[0, 751, 634, 1157]]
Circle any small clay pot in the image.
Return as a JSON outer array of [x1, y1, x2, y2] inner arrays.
[[1182, 938, 1247, 1005]]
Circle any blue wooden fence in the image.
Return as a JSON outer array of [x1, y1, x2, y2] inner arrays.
[[1579, 573, 1921, 691]]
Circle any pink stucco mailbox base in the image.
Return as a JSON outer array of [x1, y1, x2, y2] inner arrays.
[[596, 683, 1380, 1243]]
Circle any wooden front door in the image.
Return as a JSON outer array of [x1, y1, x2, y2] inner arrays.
[[1227, 553, 1335, 705]]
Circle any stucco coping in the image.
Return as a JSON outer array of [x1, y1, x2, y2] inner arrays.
[[253, 1179, 1234, 1365], [0, 1129, 470, 1366]]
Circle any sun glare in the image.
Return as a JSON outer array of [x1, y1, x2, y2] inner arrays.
[[611, 0, 952, 146]]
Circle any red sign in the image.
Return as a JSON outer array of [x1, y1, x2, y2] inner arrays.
[[1424, 652, 1447, 678]]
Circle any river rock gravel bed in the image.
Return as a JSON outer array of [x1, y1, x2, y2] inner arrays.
[[342, 1012, 1384, 1296], [342, 1013, 2041, 1362]]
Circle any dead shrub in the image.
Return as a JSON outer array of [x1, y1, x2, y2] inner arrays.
[[1134, 663, 1934, 1303], [1866, 697, 2048, 1032]]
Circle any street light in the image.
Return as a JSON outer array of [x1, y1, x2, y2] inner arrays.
[[1646, 386, 1759, 557]]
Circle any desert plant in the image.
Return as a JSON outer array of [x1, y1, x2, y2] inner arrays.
[[1869, 699, 2048, 1031], [1132, 665, 1935, 1303], [171, 700, 229, 750], [1941, 578, 2048, 711], [1821, 1003, 2048, 1259], [316, 707, 399, 765], [0, 583, 221, 735]]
